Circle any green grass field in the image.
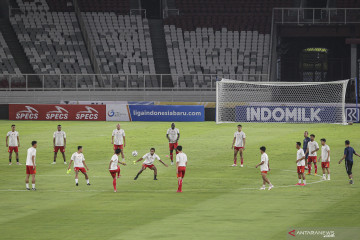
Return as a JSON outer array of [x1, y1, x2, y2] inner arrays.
[[0, 120, 360, 240]]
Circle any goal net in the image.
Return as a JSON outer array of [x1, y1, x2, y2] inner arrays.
[[216, 79, 349, 124]]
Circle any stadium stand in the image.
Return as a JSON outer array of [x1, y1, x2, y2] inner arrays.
[[0, 32, 21, 75], [163, 0, 294, 86]]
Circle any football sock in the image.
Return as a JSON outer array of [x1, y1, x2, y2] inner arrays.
[[298, 179, 301, 184], [327, 174, 330, 179], [314, 164, 318, 173], [9, 159, 11, 163], [75, 179, 78, 184], [16, 158, 19, 162], [180, 179, 183, 191], [86, 179, 90, 184], [308, 165, 311, 173], [234, 158, 237, 164], [241, 158, 244, 165], [170, 153, 173, 161], [154, 175, 157, 180], [32, 184, 35, 188], [113, 178, 116, 190], [323, 174, 326, 178], [303, 180, 306, 184], [26, 183, 29, 188], [135, 173, 140, 179]]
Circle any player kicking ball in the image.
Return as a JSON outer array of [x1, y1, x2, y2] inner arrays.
[[255, 146, 273, 190], [320, 138, 331, 181], [133, 148, 168, 180], [67, 146, 90, 186], [109, 149, 126, 192], [295, 142, 306, 186], [305, 134, 319, 175], [176, 145, 187, 193], [339, 140, 360, 184], [25, 141, 37, 190], [231, 124, 246, 167]]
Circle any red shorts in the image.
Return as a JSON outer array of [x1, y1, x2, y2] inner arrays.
[[54, 146, 65, 153], [169, 142, 179, 151], [142, 164, 154, 169], [114, 145, 123, 150], [74, 167, 87, 173], [321, 162, 330, 168], [308, 156, 317, 163], [26, 165, 36, 174], [297, 166, 305, 173], [8, 146, 18, 153], [261, 171, 268, 174], [109, 167, 120, 178], [177, 166, 186, 178], [234, 147, 244, 151]]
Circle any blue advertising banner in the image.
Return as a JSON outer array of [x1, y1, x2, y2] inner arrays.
[[345, 107, 359, 123], [129, 105, 204, 122], [235, 106, 338, 123]]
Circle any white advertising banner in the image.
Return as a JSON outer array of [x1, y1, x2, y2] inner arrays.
[[106, 104, 131, 121]]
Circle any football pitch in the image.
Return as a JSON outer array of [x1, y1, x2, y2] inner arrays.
[[0, 120, 359, 240]]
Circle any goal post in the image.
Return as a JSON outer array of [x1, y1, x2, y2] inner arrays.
[[216, 79, 349, 124]]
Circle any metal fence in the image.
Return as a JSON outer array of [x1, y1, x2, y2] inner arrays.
[[273, 8, 360, 25], [0, 74, 269, 91]]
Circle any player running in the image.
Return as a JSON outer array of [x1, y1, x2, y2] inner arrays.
[[133, 148, 168, 180], [111, 124, 126, 162], [295, 142, 306, 186], [6, 124, 21, 165], [303, 131, 310, 169], [305, 134, 319, 175], [255, 146, 273, 190], [176, 145, 187, 193], [231, 124, 246, 167], [320, 138, 331, 181], [52, 125, 67, 164], [67, 146, 90, 186], [166, 123, 180, 165], [109, 149, 127, 192], [25, 141, 37, 190], [339, 140, 360, 184]]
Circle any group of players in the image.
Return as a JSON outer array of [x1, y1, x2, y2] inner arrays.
[[5, 123, 187, 192], [6, 123, 359, 192], [231, 125, 360, 190]]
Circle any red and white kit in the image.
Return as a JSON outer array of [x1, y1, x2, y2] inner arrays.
[[26, 147, 36, 174], [53, 130, 66, 153], [234, 131, 246, 151], [112, 129, 125, 150], [297, 148, 306, 173], [7, 131, 19, 153], [307, 141, 319, 163], [142, 152, 161, 169], [321, 144, 330, 168], [167, 128, 180, 150], [176, 152, 187, 178], [109, 154, 121, 178], [71, 152, 86, 173]]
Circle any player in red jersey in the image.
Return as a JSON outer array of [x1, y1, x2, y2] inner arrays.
[[176, 145, 187, 193], [166, 123, 180, 165], [109, 149, 127, 192]]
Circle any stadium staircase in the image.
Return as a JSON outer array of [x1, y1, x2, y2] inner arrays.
[[148, 19, 173, 87], [0, 18, 40, 87]]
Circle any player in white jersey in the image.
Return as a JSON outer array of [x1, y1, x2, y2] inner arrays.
[[111, 124, 126, 162], [320, 138, 331, 180], [52, 125, 67, 165], [256, 146, 273, 190], [6, 124, 21, 165], [25, 141, 37, 190], [305, 134, 319, 175], [67, 146, 90, 186], [166, 123, 180, 165], [109, 149, 127, 192], [175, 145, 187, 193], [231, 124, 246, 167], [295, 142, 306, 186], [133, 148, 168, 180]]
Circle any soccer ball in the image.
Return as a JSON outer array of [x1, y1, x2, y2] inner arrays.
[[132, 151, 138, 157]]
